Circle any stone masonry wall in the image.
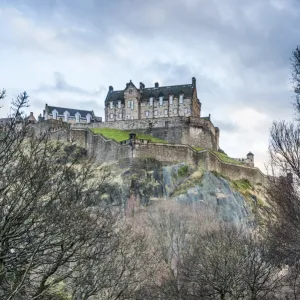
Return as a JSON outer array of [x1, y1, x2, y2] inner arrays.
[[30, 121, 265, 185], [71, 116, 219, 150], [86, 129, 132, 163], [134, 143, 266, 185]]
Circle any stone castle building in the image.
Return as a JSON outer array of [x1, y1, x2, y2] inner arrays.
[[104, 77, 220, 151], [43, 104, 102, 124], [105, 77, 200, 121]]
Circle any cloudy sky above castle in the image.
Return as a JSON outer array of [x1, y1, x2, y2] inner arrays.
[[0, 0, 299, 170]]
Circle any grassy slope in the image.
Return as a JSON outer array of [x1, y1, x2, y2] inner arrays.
[[213, 151, 242, 165], [90, 128, 168, 143]]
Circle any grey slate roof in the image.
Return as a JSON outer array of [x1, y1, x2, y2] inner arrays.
[[46, 105, 95, 118], [105, 83, 194, 104]]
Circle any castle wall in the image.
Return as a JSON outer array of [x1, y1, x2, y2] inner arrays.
[[133, 143, 266, 185], [86, 130, 132, 163], [71, 116, 218, 150]]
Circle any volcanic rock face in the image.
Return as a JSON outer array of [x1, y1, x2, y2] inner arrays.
[[108, 159, 258, 225]]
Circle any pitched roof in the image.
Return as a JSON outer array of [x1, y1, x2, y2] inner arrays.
[[105, 83, 195, 104], [142, 84, 193, 99], [46, 105, 94, 118]]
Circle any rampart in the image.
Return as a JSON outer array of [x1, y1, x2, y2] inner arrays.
[[70, 116, 219, 150], [30, 121, 266, 185]]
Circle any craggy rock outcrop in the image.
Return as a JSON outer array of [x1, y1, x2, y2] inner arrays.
[[106, 159, 262, 224]]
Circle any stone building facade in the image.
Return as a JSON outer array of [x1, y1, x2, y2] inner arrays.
[[43, 104, 102, 124], [105, 77, 201, 122]]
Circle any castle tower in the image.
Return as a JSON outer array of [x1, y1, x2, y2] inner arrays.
[[246, 152, 254, 167]]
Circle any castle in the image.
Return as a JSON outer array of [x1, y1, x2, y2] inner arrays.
[[28, 77, 263, 184], [103, 78, 220, 151]]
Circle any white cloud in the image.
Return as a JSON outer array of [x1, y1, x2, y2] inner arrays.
[[0, 0, 298, 172]]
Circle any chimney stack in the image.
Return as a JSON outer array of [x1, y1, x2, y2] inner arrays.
[[140, 82, 145, 90], [155, 82, 159, 88], [109, 86, 114, 92]]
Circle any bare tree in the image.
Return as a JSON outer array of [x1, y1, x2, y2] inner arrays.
[[0, 91, 146, 300]]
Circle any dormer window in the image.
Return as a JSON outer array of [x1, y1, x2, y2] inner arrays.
[[75, 112, 80, 123], [179, 94, 184, 104], [149, 97, 153, 106], [63, 111, 69, 122], [159, 96, 163, 106], [169, 95, 173, 105], [86, 113, 91, 123], [109, 101, 113, 109], [52, 109, 58, 120], [117, 100, 121, 109]]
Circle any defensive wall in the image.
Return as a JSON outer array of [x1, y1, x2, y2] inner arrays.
[[84, 129, 266, 185], [30, 120, 266, 185], [70, 116, 219, 151]]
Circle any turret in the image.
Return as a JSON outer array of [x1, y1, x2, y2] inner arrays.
[[192, 77, 196, 86], [246, 152, 254, 167]]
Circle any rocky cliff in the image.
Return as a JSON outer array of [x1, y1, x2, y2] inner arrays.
[[103, 158, 267, 225]]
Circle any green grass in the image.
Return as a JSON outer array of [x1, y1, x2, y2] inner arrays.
[[178, 165, 189, 177], [213, 151, 242, 165], [193, 147, 206, 152], [90, 128, 168, 144], [233, 178, 253, 192]]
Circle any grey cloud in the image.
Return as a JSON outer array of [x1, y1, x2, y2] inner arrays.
[[35, 72, 105, 96]]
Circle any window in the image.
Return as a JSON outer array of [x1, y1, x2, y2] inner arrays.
[[63, 111, 69, 122], [174, 109, 177, 114], [149, 97, 153, 106], [129, 89, 132, 94], [86, 113, 91, 123], [179, 94, 184, 104], [164, 109, 168, 115], [110, 102, 113, 109], [110, 113, 114, 119], [75, 112, 80, 123], [118, 101, 121, 109], [159, 96, 163, 106], [52, 110, 58, 120], [127, 114, 130, 119], [127, 100, 131, 108], [184, 108, 188, 114], [169, 95, 173, 104], [154, 110, 158, 116], [131, 100, 134, 110], [145, 111, 149, 118], [118, 113, 122, 119]]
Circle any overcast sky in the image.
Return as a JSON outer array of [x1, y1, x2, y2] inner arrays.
[[0, 0, 299, 170]]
